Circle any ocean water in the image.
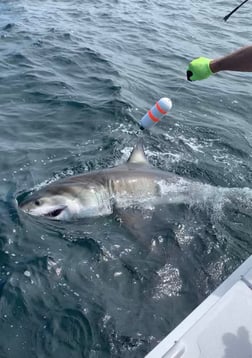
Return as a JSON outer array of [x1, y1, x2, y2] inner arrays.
[[0, 0, 252, 357]]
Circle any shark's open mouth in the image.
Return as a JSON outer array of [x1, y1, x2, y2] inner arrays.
[[44, 207, 66, 218]]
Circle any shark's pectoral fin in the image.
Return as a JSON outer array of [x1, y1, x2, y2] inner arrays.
[[115, 206, 155, 249], [114, 205, 184, 288], [115, 204, 178, 260]]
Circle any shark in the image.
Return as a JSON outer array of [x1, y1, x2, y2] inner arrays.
[[18, 140, 194, 221]]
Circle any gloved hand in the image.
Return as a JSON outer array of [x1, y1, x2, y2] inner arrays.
[[186, 57, 213, 81]]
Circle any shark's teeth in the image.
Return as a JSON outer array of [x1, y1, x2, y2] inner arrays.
[[44, 207, 66, 218]]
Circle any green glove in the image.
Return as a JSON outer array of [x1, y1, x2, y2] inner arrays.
[[187, 57, 213, 81]]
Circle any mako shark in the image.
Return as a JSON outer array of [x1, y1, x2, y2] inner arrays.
[[19, 141, 194, 221]]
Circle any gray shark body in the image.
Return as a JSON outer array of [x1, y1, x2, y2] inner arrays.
[[19, 141, 191, 221]]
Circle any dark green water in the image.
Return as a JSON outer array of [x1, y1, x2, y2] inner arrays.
[[0, 0, 252, 357]]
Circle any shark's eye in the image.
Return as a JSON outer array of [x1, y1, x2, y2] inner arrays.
[[35, 200, 41, 206]]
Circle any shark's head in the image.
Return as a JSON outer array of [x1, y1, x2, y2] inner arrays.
[[18, 180, 112, 220], [19, 190, 71, 220]]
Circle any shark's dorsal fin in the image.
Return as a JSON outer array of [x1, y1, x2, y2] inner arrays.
[[127, 139, 149, 165]]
